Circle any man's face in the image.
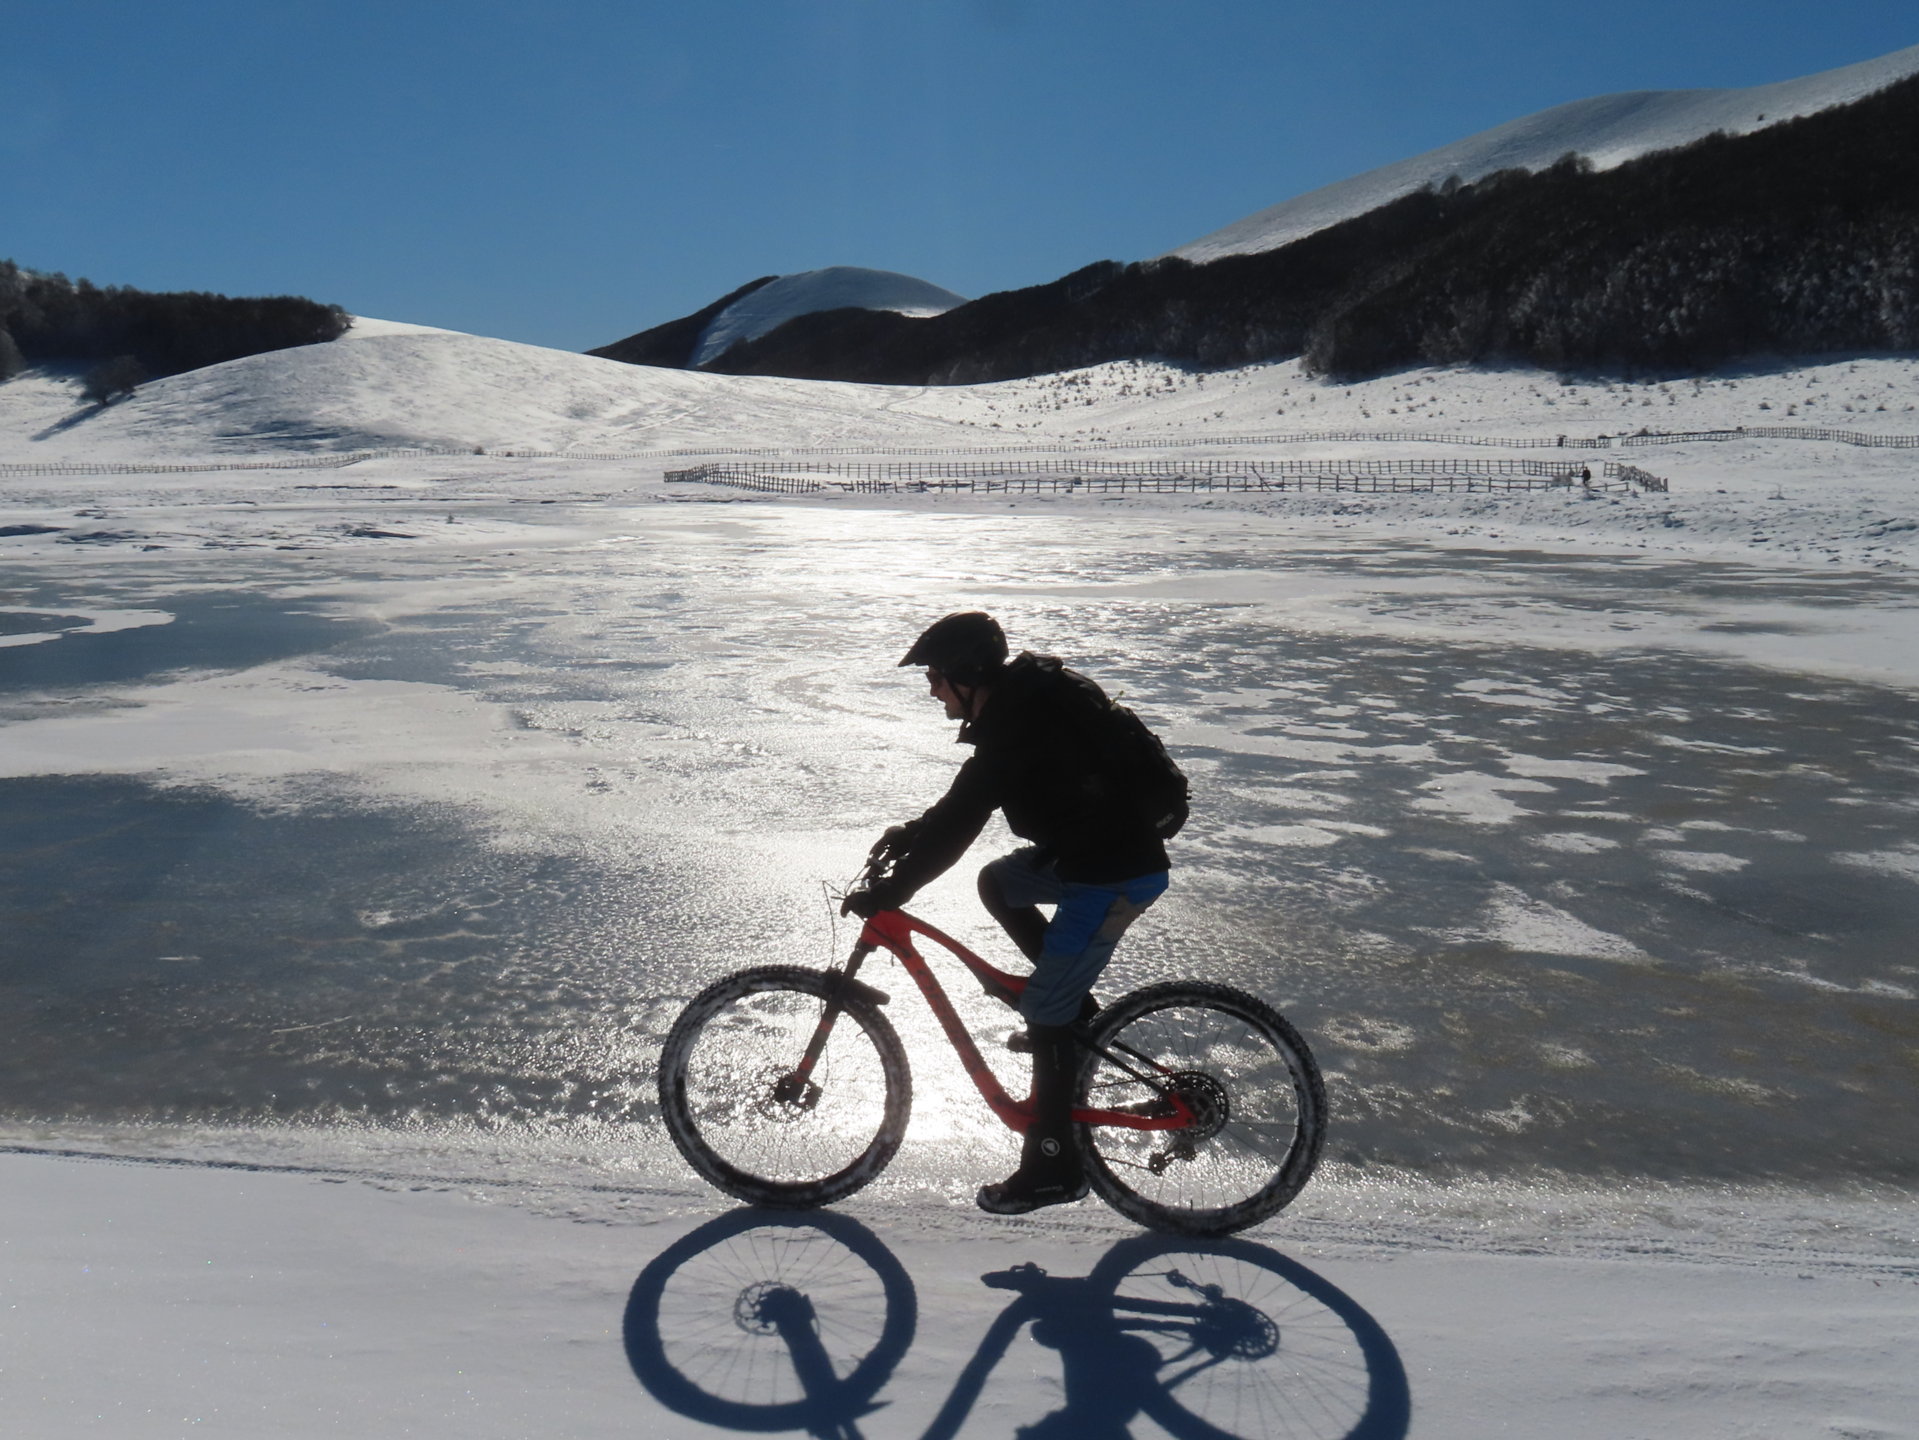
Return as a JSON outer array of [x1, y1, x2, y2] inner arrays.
[[926, 667, 967, 721]]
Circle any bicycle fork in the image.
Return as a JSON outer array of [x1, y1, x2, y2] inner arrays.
[[776, 943, 885, 1108]]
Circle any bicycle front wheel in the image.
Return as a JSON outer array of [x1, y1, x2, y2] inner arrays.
[[1079, 981, 1326, 1236], [659, 965, 912, 1207]]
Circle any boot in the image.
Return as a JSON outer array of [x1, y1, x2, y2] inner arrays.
[[978, 1024, 1089, 1215]]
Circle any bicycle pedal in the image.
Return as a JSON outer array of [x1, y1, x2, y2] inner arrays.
[[1005, 1030, 1033, 1054]]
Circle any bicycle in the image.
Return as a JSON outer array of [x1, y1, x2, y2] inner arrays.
[[658, 854, 1327, 1236]]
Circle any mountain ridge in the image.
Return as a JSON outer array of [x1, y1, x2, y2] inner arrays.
[[1168, 40, 1919, 262], [679, 68, 1919, 385]]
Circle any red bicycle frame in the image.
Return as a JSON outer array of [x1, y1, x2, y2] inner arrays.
[[809, 909, 1195, 1137]]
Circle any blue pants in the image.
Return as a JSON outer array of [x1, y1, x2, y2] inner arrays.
[[981, 848, 1169, 1026]]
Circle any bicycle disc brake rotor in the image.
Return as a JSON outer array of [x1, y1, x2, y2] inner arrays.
[[751, 1064, 822, 1123]]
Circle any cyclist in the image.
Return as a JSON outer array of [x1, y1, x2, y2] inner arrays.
[[843, 611, 1178, 1215]]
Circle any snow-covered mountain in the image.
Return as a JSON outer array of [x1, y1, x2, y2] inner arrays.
[[689, 266, 965, 367], [1169, 41, 1919, 263]]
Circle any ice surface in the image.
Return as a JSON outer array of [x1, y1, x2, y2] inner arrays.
[[3, 314, 1916, 1436], [3, 509, 1915, 1198]]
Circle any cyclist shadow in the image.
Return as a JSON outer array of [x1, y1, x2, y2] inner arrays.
[[624, 1209, 1410, 1440]]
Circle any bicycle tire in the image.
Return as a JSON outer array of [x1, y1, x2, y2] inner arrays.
[[1078, 981, 1326, 1237], [1088, 1233, 1408, 1440], [659, 965, 912, 1207]]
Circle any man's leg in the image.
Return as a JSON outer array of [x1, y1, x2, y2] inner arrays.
[[978, 871, 1169, 1216], [979, 851, 1105, 1028], [978, 856, 1048, 962]]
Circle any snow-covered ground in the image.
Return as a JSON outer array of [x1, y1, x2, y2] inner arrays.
[[3, 324, 1916, 1437], [4, 326, 1916, 575], [8, 1151, 1916, 1439], [1168, 40, 1919, 262]]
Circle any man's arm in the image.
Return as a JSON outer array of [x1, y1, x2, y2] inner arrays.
[[856, 755, 997, 912]]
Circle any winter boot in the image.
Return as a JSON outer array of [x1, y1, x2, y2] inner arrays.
[[978, 1024, 1089, 1215]]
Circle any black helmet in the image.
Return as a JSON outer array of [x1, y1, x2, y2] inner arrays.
[[899, 611, 1007, 685]]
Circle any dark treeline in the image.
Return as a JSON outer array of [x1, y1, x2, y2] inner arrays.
[[0, 260, 350, 385], [676, 71, 1919, 384]]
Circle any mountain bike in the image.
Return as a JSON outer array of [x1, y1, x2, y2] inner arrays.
[[658, 857, 1326, 1236]]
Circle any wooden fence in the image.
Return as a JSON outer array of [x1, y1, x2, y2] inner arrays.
[[0, 422, 1904, 481], [1618, 425, 1919, 448], [666, 458, 1669, 496]]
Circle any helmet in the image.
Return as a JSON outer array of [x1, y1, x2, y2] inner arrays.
[[899, 611, 1007, 685]]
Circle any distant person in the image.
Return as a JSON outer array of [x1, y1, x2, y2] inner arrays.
[[843, 612, 1187, 1214]]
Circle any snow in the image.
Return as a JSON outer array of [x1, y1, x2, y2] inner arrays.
[[0, 328, 989, 458], [4, 327, 1915, 577], [1169, 40, 1919, 263], [339, 314, 470, 341], [3, 317, 1917, 1436], [690, 265, 967, 368], [7, 1151, 1916, 1439]]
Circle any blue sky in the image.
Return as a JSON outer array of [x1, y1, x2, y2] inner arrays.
[[4, 1, 1912, 351]]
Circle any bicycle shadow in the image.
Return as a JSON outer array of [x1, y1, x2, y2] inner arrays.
[[624, 1207, 918, 1438], [623, 1211, 1410, 1440]]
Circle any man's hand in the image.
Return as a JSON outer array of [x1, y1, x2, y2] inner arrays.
[[841, 880, 905, 919]]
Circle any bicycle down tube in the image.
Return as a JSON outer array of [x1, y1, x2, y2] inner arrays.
[[847, 909, 1197, 1135]]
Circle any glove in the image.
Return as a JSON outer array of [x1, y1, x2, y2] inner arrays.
[[841, 879, 906, 919], [867, 820, 923, 864]]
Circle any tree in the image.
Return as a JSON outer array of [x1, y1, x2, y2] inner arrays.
[[0, 328, 23, 381], [80, 354, 147, 405]]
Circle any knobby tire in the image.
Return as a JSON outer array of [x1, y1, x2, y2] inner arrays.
[[1077, 981, 1327, 1236], [658, 965, 912, 1208]]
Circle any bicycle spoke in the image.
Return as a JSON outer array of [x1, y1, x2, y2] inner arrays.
[[1079, 983, 1325, 1234], [685, 992, 881, 1180], [660, 967, 911, 1206]]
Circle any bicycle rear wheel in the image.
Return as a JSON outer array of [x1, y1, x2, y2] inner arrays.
[[659, 965, 912, 1207], [1079, 981, 1325, 1236]]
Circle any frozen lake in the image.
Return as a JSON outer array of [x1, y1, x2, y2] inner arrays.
[[3, 498, 1916, 1199]]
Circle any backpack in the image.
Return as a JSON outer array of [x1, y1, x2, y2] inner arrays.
[[1062, 675, 1189, 840], [1102, 699, 1191, 840]]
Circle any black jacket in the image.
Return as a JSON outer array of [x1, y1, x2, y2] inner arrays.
[[884, 652, 1172, 902]]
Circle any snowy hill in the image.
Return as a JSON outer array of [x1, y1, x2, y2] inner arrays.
[[1, 309, 1916, 578], [688, 266, 965, 367], [0, 322, 991, 460], [1169, 41, 1919, 263]]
